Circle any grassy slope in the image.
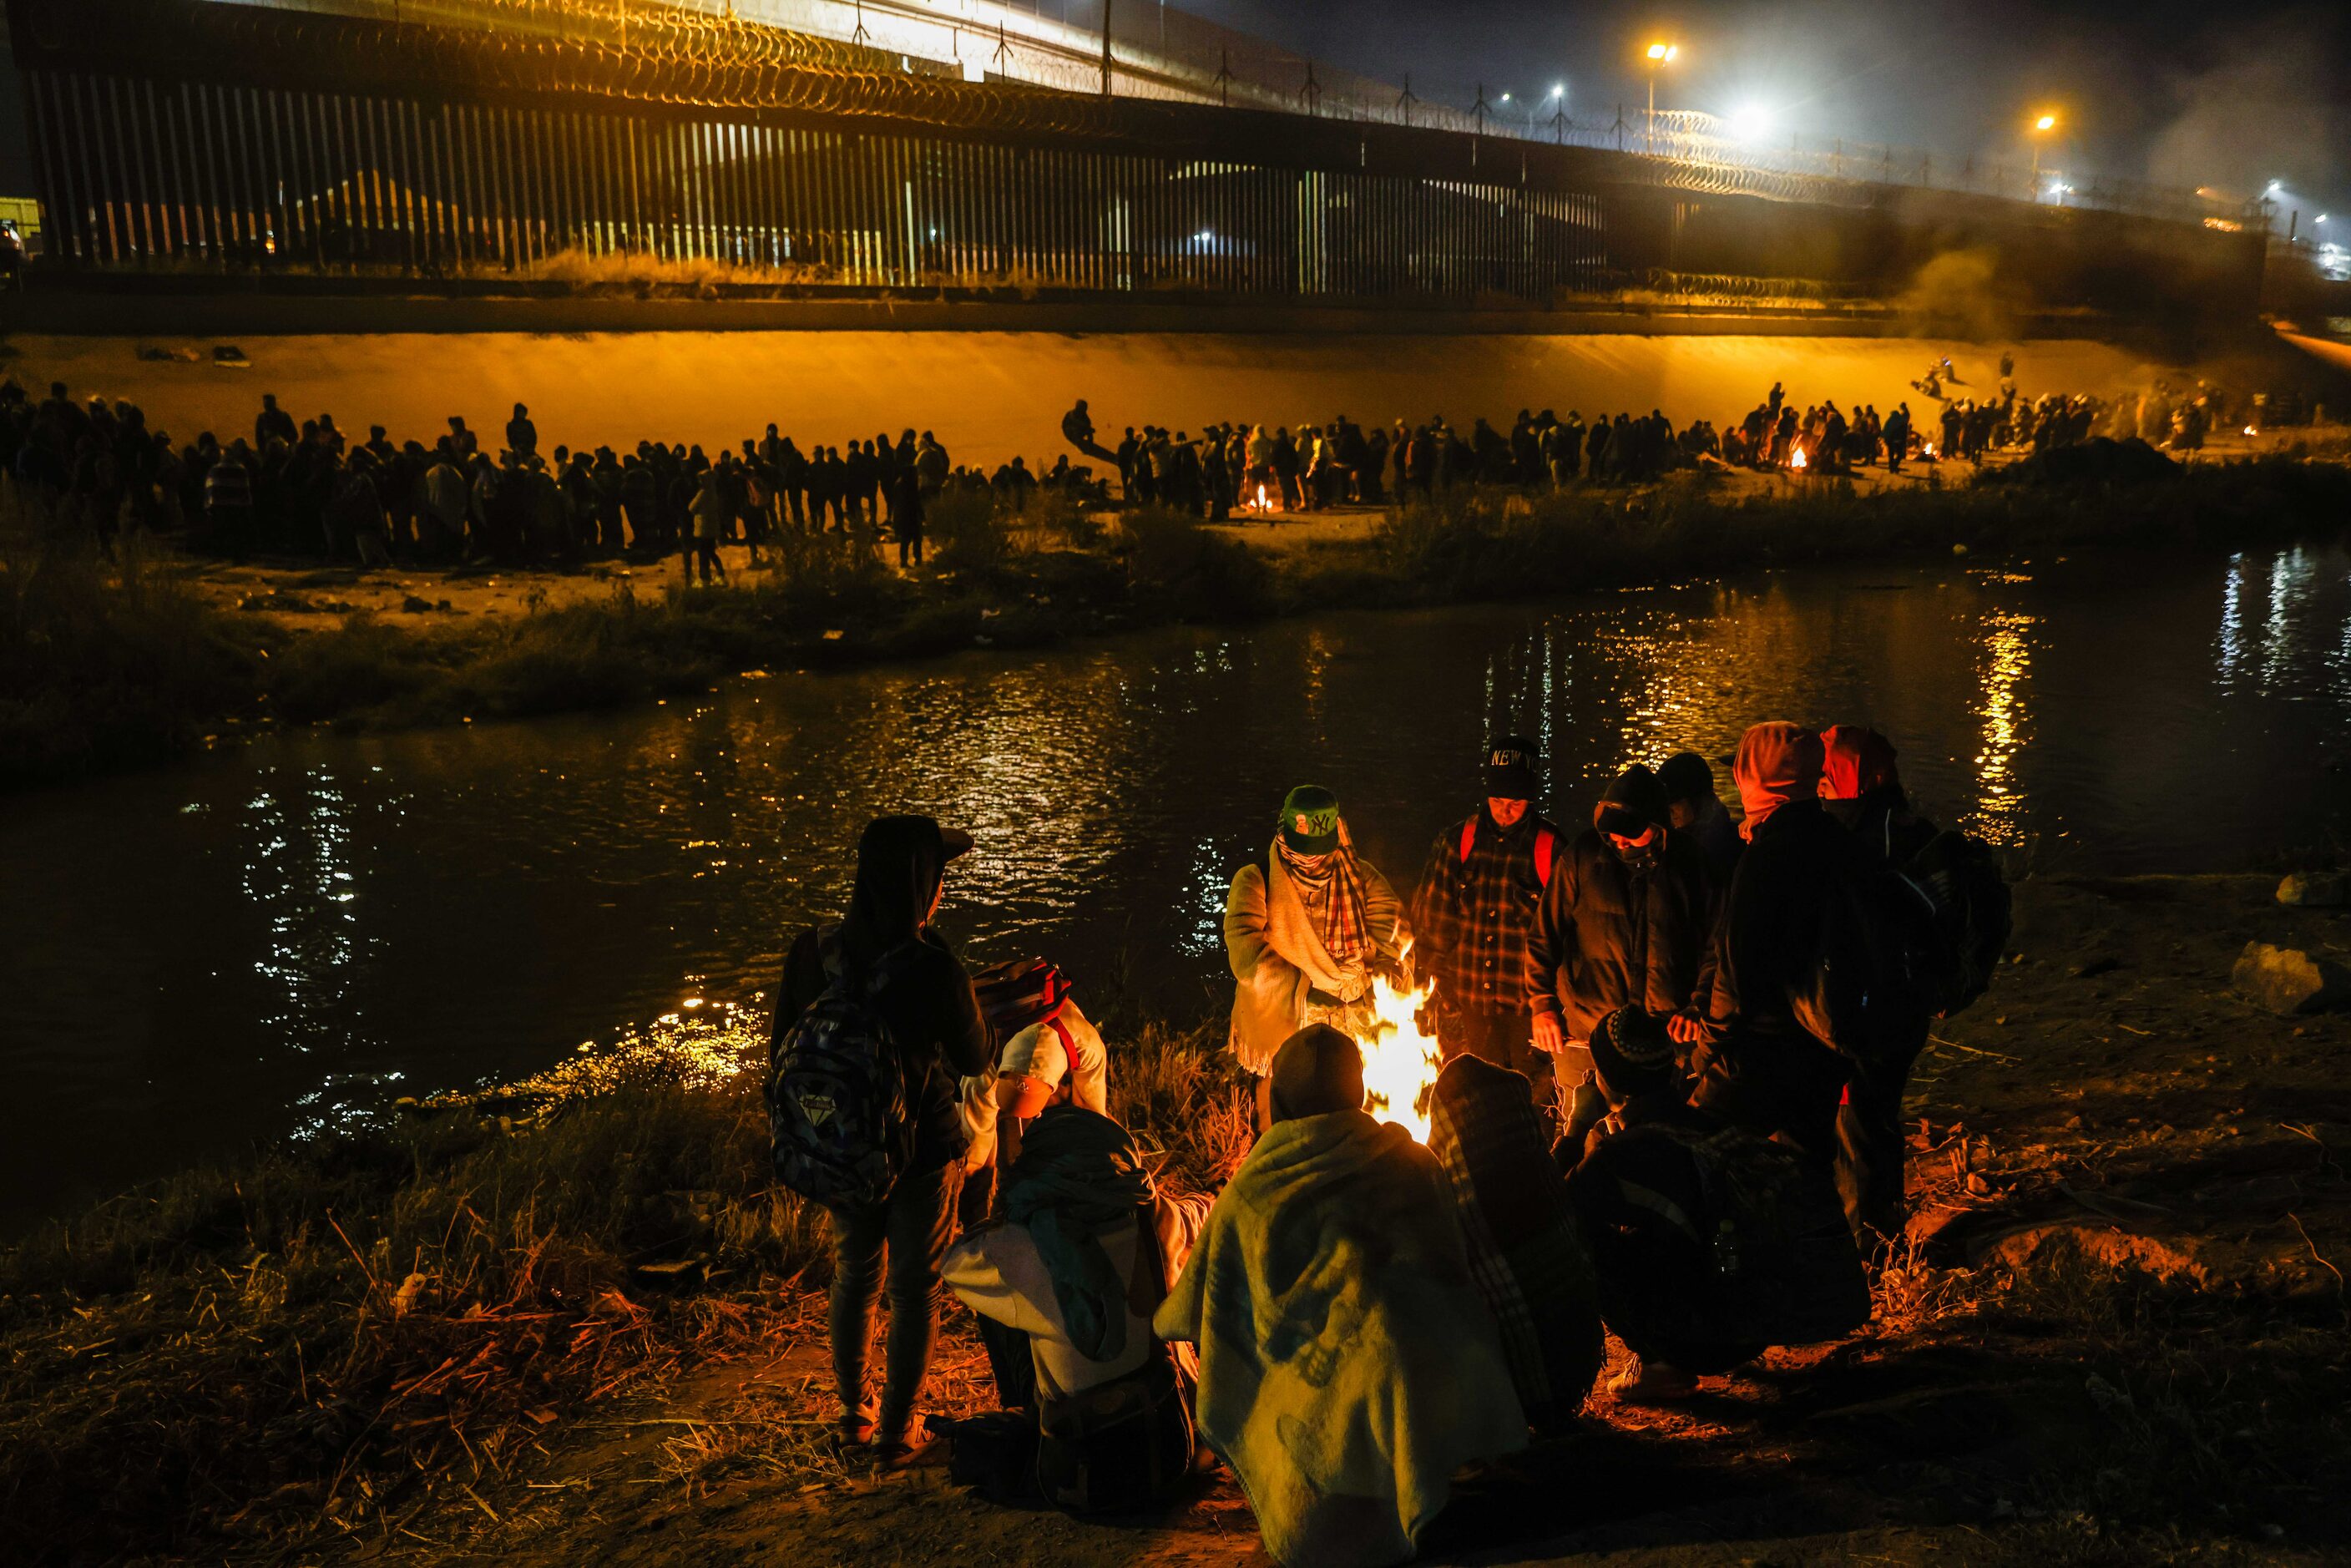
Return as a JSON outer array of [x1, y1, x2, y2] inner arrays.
[[3, 880, 2348, 1565], [9, 454, 2349, 792]]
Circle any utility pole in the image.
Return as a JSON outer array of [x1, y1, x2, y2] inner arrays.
[[1397, 73, 1416, 129]]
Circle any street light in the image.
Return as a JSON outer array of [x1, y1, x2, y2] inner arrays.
[[1644, 41, 1679, 155], [2028, 109, 2060, 200]]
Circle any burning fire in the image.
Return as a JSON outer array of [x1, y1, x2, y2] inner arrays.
[[1789, 446, 1808, 471], [1353, 969, 1443, 1141], [2243, 425, 2258, 438]]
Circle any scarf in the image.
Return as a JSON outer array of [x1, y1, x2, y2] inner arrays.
[[1275, 820, 1372, 968], [1000, 1105, 1156, 1362], [1733, 721, 1824, 841]]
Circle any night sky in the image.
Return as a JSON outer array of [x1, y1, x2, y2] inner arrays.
[[1183, 0, 2348, 218]]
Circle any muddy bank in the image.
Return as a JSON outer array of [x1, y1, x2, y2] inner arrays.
[[3, 873, 2348, 1565], [12, 456, 2351, 792]]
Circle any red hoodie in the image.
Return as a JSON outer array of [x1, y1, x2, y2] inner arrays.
[[1819, 725, 1899, 802], [1733, 721, 1825, 840]]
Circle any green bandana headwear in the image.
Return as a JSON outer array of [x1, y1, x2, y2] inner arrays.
[[1278, 785, 1342, 854]]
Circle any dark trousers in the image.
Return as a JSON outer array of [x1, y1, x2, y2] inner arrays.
[[1835, 1030, 1927, 1249], [1437, 1008, 1554, 1110], [824, 1160, 960, 1436]]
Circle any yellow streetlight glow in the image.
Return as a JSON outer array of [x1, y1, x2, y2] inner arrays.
[[2034, 113, 2057, 133], [1646, 41, 1679, 61], [1642, 41, 1681, 154]]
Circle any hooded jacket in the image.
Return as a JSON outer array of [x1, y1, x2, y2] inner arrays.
[[1524, 828, 1720, 1040]]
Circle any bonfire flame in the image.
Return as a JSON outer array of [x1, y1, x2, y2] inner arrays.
[[1353, 968, 1444, 1141], [1789, 446, 1808, 471], [2243, 425, 2258, 437]]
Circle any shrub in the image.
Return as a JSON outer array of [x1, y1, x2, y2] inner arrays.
[[1121, 506, 1275, 620]]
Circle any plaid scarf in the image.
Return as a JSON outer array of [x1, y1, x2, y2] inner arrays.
[[1277, 825, 1372, 968]]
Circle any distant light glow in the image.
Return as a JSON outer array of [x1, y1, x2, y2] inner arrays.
[[1646, 42, 1678, 62], [1727, 102, 1777, 144], [2034, 114, 2056, 132]]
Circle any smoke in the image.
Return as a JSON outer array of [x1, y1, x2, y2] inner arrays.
[[2146, 8, 2344, 201]]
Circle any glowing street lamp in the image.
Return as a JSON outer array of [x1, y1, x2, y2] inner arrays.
[[1644, 41, 1680, 155], [2028, 109, 2060, 200]]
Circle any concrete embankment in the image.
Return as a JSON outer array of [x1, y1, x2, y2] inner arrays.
[[12, 324, 2175, 472]]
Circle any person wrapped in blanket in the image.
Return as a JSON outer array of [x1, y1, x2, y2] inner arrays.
[[1224, 786, 1410, 1130], [955, 958, 1110, 1227], [1155, 1024, 1526, 1568], [942, 1105, 1210, 1515], [1426, 1052, 1606, 1434]]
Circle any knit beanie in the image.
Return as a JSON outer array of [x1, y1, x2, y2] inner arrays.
[[1592, 764, 1668, 840]]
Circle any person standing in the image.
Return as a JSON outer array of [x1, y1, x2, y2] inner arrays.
[[1525, 766, 1720, 1109], [1657, 750, 1742, 882], [1685, 723, 1867, 1161], [1818, 724, 1939, 1249], [771, 816, 992, 1465], [889, 463, 926, 568], [1223, 786, 1409, 1130], [1408, 736, 1561, 1105]]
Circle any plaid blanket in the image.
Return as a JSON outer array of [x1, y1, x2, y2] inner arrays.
[[1428, 1055, 1605, 1432]]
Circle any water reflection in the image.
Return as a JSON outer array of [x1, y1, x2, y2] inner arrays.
[[1968, 609, 2036, 846], [9, 546, 2351, 1226]]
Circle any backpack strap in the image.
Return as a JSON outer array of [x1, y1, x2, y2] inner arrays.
[[1461, 818, 1558, 889]]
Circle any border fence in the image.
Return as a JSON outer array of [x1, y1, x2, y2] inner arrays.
[[6, 0, 2268, 328]]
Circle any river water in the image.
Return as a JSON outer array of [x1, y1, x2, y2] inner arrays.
[[6, 543, 2350, 1226]]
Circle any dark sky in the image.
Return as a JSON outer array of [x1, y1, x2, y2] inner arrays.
[[1181, 0, 2348, 219]]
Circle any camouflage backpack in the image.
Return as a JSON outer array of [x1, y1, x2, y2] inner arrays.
[[768, 927, 915, 1210]]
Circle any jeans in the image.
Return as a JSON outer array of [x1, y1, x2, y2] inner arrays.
[[825, 1160, 961, 1436]]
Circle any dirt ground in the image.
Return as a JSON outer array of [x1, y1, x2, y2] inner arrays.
[[327, 873, 2351, 1567]]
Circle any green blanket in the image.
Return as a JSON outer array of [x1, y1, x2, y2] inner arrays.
[[1154, 1110, 1526, 1568]]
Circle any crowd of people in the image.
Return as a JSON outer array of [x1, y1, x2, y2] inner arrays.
[[766, 717, 2008, 1565], [1076, 360, 2232, 520], [5, 362, 2242, 571], [0, 382, 1108, 573]]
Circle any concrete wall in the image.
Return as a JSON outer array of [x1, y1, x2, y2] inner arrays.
[[11, 328, 2175, 471]]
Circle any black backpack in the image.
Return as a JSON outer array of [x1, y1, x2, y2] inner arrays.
[[1570, 1119, 1868, 1371], [767, 928, 915, 1210], [1898, 829, 2012, 1019], [1788, 858, 1939, 1070]]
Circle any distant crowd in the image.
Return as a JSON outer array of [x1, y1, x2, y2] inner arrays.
[[2, 356, 2252, 572], [1071, 357, 2242, 519], [0, 381, 1107, 574]]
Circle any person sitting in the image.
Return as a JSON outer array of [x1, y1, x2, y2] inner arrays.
[[957, 964, 1111, 1226], [1155, 1025, 1526, 1568], [943, 1105, 1206, 1515], [1427, 1052, 1605, 1435]]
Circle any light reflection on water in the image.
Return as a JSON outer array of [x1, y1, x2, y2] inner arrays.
[[4, 544, 2350, 1225]]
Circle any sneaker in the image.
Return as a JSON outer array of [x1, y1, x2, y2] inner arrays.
[[872, 1414, 940, 1470], [829, 1411, 875, 1456], [1609, 1356, 1699, 1405]]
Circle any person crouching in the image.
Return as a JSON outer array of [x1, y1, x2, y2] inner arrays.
[[943, 1105, 1206, 1515], [1156, 1025, 1526, 1568]]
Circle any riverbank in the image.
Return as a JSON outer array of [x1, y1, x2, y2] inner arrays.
[[3, 873, 2348, 1565], [9, 451, 2351, 792]]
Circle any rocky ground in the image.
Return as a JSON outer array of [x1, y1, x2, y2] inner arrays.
[[301, 872, 2351, 1568]]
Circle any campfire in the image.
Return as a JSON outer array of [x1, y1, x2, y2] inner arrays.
[[1789, 446, 1808, 471], [1353, 969, 1443, 1141]]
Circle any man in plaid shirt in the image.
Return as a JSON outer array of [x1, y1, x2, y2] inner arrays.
[[1408, 736, 1563, 1108]]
